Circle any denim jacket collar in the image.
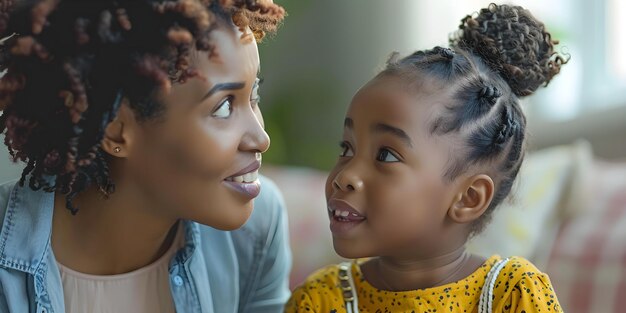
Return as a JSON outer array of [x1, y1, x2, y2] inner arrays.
[[0, 181, 54, 274], [0, 180, 204, 273]]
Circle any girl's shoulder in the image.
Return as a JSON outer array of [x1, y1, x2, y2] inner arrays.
[[496, 255, 549, 288], [290, 262, 345, 298], [492, 256, 563, 312], [286, 263, 348, 313]]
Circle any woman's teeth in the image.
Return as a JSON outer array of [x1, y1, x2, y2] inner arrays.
[[226, 170, 258, 183]]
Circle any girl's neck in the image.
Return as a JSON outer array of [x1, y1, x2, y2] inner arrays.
[[364, 247, 486, 291], [51, 183, 180, 276]]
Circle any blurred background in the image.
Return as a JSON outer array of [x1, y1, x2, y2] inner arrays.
[[2, 0, 625, 180], [1, 1, 625, 312], [253, 0, 626, 169]]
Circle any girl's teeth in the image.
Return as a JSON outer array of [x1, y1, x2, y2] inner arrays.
[[333, 209, 364, 219], [234, 175, 244, 183]]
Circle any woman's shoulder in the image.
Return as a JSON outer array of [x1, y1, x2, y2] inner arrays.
[[0, 180, 18, 228], [0, 179, 17, 202]]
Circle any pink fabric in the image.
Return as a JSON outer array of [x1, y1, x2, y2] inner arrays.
[[58, 225, 184, 313], [547, 161, 626, 313]]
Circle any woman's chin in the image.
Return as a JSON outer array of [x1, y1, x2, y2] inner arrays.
[[197, 202, 254, 231]]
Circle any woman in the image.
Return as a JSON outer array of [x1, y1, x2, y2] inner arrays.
[[0, 1, 289, 312]]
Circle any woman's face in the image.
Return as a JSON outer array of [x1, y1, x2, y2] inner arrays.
[[121, 24, 269, 230]]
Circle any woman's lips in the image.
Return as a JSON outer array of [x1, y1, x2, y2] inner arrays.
[[226, 159, 261, 179], [223, 160, 262, 199], [222, 178, 260, 199]]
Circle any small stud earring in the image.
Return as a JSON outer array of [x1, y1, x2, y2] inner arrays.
[[113, 147, 121, 153]]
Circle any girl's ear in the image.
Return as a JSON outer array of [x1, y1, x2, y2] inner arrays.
[[447, 174, 495, 224]]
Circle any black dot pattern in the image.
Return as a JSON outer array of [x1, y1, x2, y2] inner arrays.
[[285, 255, 563, 312]]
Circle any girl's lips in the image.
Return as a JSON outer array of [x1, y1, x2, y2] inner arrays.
[[327, 199, 365, 218], [329, 214, 365, 236], [327, 199, 366, 236]]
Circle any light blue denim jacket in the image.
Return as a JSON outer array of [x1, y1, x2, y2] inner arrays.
[[0, 175, 291, 313]]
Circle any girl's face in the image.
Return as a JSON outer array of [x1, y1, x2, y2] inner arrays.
[[119, 24, 269, 230], [325, 76, 462, 259]]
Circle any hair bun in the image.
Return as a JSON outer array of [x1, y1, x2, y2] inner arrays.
[[450, 3, 569, 97]]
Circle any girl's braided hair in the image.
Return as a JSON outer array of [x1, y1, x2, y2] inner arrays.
[[380, 4, 568, 234]]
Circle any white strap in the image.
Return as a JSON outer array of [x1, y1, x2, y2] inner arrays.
[[340, 259, 508, 313], [339, 262, 359, 313], [478, 258, 509, 313]]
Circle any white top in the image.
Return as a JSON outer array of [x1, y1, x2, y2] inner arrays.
[[57, 226, 184, 313]]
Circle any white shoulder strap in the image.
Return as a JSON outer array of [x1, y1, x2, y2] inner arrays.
[[478, 258, 510, 313], [339, 258, 509, 313], [338, 262, 360, 313]]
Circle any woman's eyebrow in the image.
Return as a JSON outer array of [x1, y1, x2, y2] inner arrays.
[[201, 82, 245, 100]]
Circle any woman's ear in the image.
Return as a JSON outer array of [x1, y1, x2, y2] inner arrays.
[[101, 100, 137, 158], [447, 174, 495, 224]]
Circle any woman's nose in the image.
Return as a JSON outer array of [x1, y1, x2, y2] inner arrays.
[[239, 108, 270, 153]]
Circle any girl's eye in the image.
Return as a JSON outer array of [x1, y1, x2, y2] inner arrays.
[[339, 141, 354, 157], [212, 96, 233, 118], [376, 148, 400, 162]]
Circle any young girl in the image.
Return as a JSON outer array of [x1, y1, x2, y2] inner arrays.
[[0, 1, 290, 312], [286, 4, 568, 313]]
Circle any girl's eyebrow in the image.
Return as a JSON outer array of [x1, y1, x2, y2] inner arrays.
[[344, 118, 413, 148], [372, 123, 413, 148]]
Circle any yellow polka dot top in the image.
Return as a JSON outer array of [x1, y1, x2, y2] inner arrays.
[[286, 255, 562, 313]]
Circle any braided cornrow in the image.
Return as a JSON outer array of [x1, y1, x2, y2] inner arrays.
[[0, 0, 285, 214], [478, 86, 501, 106], [378, 4, 565, 234]]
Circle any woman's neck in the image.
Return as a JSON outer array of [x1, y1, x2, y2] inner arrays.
[[51, 182, 180, 275], [363, 247, 486, 291]]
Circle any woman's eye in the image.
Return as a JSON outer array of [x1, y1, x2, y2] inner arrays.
[[339, 142, 354, 157], [250, 96, 261, 107], [376, 148, 400, 162], [212, 97, 233, 118], [251, 78, 262, 107]]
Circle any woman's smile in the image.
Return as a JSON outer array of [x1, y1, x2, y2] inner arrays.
[[222, 157, 262, 199]]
